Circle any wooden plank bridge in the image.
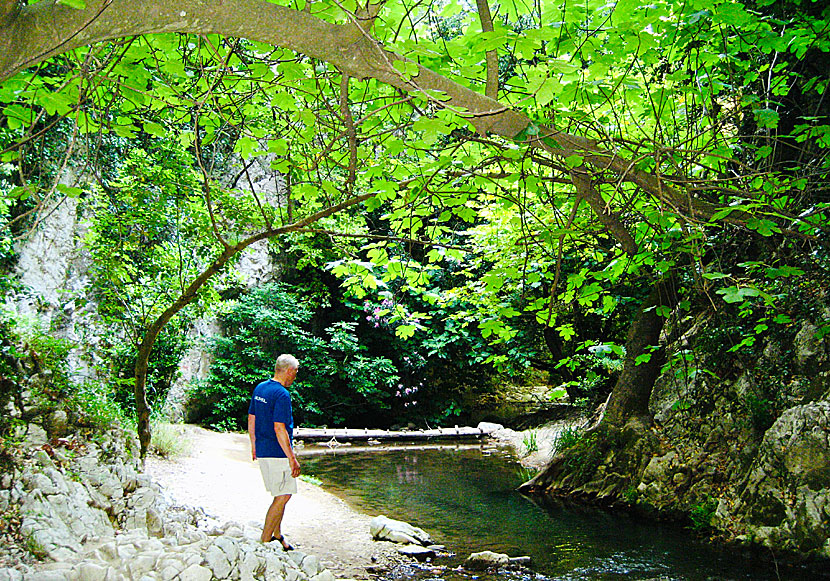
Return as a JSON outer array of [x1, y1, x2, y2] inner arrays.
[[293, 425, 496, 443]]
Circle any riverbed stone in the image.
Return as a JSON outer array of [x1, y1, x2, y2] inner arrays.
[[300, 554, 322, 577], [370, 515, 432, 545], [18, 423, 48, 448], [466, 551, 510, 569], [310, 571, 335, 581], [397, 544, 435, 561], [72, 562, 109, 581]]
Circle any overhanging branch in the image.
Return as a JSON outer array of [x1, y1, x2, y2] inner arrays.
[[0, 0, 743, 233]]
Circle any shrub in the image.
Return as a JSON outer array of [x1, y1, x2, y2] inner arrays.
[[149, 421, 191, 458], [689, 497, 718, 531], [552, 426, 583, 455]]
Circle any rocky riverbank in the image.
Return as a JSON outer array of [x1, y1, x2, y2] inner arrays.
[[523, 317, 830, 565], [0, 423, 399, 581]]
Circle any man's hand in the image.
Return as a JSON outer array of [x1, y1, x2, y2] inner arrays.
[[290, 457, 301, 478], [248, 414, 257, 461]]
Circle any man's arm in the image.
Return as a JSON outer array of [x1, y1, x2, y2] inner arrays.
[[248, 414, 256, 461], [274, 422, 301, 477]]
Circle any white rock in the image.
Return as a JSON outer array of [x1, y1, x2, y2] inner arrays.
[[310, 571, 335, 581], [264, 553, 287, 581], [73, 562, 108, 581], [300, 554, 322, 577], [20, 423, 49, 448], [24, 572, 67, 581], [204, 544, 232, 579], [217, 536, 241, 561], [177, 564, 212, 581], [238, 550, 263, 580], [0, 568, 24, 581], [369, 515, 432, 546], [158, 566, 182, 581], [127, 554, 157, 579]]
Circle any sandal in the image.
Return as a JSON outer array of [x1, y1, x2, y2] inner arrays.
[[272, 534, 294, 551]]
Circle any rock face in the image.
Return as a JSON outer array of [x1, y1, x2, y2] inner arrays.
[[730, 401, 830, 555], [529, 315, 830, 562], [0, 426, 335, 581], [11, 163, 284, 424], [369, 515, 432, 546], [12, 194, 105, 380]]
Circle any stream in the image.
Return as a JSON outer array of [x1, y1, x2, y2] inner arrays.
[[299, 443, 809, 581]]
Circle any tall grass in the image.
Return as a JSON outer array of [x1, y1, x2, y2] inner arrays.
[[522, 430, 539, 455], [552, 426, 583, 455], [149, 421, 191, 458]]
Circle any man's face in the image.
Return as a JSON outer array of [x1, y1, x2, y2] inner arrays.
[[284, 366, 298, 387]]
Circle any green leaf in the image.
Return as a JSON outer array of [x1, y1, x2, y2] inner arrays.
[[57, 0, 86, 8], [564, 155, 584, 169], [396, 325, 418, 339], [716, 286, 760, 304], [755, 108, 780, 129], [556, 324, 576, 341], [655, 305, 671, 318], [56, 184, 83, 198], [765, 266, 804, 278], [143, 122, 166, 138]]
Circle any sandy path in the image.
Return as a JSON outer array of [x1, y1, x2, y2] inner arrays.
[[145, 425, 402, 579]]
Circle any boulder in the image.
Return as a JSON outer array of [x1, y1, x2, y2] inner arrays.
[[370, 515, 432, 545], [466, 550, 510, 569], [734, 401, 830, 553]]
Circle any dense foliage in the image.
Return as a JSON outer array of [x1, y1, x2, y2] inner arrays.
[[196, 283, 398, 430], [0, 0, 827, 441]]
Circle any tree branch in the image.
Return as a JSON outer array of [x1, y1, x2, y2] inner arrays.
[[571, 172, 638, 256], [0, 0, 18, 28], [340, 74, 358, 192], [0, 0, 745, 230], [293, 228, 471, 252], [475, 0, 499, 100]]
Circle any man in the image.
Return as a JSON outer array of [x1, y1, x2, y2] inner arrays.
[[248, 354, 302, 549]]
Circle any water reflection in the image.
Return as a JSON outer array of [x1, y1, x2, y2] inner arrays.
[[396, 455, 424, 485], [299, 444, 817, 581]]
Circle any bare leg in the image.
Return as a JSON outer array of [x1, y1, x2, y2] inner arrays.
[[261, 494, 292, 544]]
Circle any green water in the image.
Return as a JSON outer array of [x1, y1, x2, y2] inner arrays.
[[299, 443, 818, 580]]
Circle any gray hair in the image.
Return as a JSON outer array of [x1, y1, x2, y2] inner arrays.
[[274, 354, 299, 373]]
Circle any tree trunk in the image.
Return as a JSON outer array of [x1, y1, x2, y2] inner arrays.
[[599, 279, 679, 429]]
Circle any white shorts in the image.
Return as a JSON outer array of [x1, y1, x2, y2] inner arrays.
[[258, 457, 298, 496]]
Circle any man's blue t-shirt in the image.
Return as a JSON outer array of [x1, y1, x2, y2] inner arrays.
[[248, 378, 294, 458]]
